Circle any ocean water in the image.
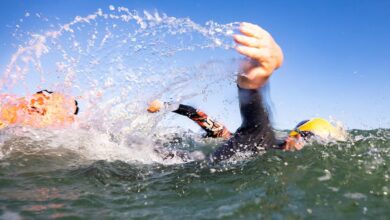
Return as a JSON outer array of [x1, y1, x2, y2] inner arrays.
[[0, 6, 389, 220], [0, 128, 389, 219]]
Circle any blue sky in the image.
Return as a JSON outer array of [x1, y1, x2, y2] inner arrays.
[[1, 0, 389, 130]]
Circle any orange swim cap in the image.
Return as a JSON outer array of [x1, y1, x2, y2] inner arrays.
[[0, 90, 79, 129], [0, 96, 28, 127]]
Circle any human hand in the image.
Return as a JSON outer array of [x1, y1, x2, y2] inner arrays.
[[147, 100, 164, 113], [234, 22, 284, 89], [283, 136, 305, 151]]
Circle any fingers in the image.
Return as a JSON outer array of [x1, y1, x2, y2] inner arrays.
[[234, 22, 283, 89], [233, 34, 259, 48], [236, 45, 265, 60], [147, 106, 159, 113], [241, 22, 264, 30], [234, 22, 271, 56], [239, 22, 268, 39]]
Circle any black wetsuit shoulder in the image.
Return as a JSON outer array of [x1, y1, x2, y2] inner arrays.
[[210, 86, 276, 162]]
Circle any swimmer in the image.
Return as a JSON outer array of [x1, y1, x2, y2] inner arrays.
[[148, 22, 344, 163], [0, 90, 79, 129], [148, 22, 280, 162], [148, 102, 344, 151]]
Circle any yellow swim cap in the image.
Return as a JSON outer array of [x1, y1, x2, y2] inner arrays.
[[289, 118, 344, 140]]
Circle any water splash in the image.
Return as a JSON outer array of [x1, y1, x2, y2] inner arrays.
[[1, 6, 240, 164]]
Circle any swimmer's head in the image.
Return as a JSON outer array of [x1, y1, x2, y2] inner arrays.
[[26, 90, 80, 128], [28, 90, 79, 116], [282, 118, 346, 151], [0, 90, 79, 129], [289, 118, 343, 140]]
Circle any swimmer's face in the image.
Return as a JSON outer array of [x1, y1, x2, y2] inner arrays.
[[27, 93, 49, 116], [284, 134, 305, 151]]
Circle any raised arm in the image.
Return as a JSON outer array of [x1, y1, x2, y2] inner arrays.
[[210, 22, 284, 162], [211, 87, 275, 162]]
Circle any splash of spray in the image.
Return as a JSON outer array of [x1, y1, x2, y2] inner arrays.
[[0, 6, 240, 164]]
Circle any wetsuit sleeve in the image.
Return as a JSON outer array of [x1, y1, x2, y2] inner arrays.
[[210, 86, 276, 163], [172, 104, 199, 118], [172, 104, 231, 138]]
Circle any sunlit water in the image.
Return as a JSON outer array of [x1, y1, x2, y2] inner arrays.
[[0, 6, 389, 219]]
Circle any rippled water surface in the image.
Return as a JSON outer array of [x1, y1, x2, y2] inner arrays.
[[0, 129, 389, 219]]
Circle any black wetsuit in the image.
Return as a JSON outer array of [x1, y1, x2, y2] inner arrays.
[[168, 86, 276, 163], [210, 86, 276, 163]]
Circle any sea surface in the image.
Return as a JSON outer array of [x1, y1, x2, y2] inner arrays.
[[0, 128, 389, 219]]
